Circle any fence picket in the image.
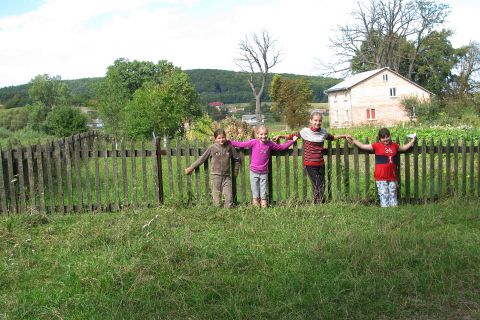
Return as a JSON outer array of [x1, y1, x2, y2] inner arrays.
[[82, 137, 92, 211], [0, 148, 7, 214], [74, 137, 83, 212], [17, 144, 26, 213], [175, 139, 184, 202], [302, 140, 307, 202], [35, 142, 45, 213], [93, 137, 101, 211], [112, 138, 119, 211], [6, 143, 16, 214], [421, 139, 427, 201], [193, 140, 200, 200], [103, 137, 110, 211], [166, 139, 174, 198], [437, 139, 443, 198], [469, 139, 474, 194], [461, 138, 467, 196], [141, 140, 148, 203], [353, 145, 359, 202], [453, 138, 459, 195], [276, 154, 281, 204], [203, 140, 210, 199], [413, 141, 419, 201], [130, 140, 138, 207], [185, 140, 192, 203], [293, 143, 299, 202], [404, 138, 410, 203], [44, 143, 55, 213], [429, 138, 435, 202], [445, 138, 451, 195], [364, 138, 370, 203], [54, 140, 64, 213], [343, 142, 350, 200], [335, 139, 341, 199], [285, 148, 291, 202], [121, 139, 128, 207]]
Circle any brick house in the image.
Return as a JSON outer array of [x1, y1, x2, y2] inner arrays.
[[325, 67, 431, 128]]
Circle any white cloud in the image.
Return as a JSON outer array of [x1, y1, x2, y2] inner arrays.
[[0, 0, 478, 87]]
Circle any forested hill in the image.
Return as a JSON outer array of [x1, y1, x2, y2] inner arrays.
[[0, 69, 340, 108]]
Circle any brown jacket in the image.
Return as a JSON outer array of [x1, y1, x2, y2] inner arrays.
[[189, 143, 240, 176]]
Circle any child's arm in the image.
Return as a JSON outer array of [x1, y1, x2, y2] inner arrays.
[[185, 146, 212, 175], [230, 139, 255, 149], [270, 136, 298, 151], [398, 136, 416, 152], [332, 134, 348, 140], [272, 133, 299, 143], [347, 135, 373, 151], [230, 145, 240, 177]]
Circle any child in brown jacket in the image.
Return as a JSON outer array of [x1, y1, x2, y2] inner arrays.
[[185, 129, 240, 208]]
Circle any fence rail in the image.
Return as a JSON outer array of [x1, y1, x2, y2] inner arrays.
[[1, 132, 479, 214]]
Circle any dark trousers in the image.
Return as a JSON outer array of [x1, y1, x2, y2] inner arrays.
[[305, 165, 325, 204]]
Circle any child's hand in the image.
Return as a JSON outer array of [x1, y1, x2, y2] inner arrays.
[[185, 167, 192, 175], [272, 135, 280, 143], [292, 135, 299, 142], [345, 135, 353, 144]]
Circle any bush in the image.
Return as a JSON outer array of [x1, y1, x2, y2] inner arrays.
[[27, 103, 50, 132], [45, 105, 88, 137]]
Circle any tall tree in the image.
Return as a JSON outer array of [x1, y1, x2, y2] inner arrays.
[[28, 74, 71, 108], [97, 58, 201, 135], [269, 75, 312, 129], [326, 0, 449, 79], [235, 30, 281, 122]]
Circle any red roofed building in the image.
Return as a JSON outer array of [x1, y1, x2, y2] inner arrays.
[[208, 101, 225, 110]]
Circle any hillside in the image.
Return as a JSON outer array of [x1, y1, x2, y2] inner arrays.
[[0, 69, 340, 108]]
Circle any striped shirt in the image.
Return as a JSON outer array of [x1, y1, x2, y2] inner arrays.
[[287, 128, 334, 166]]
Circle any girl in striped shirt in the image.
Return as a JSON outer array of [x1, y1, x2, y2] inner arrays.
[[273, 110, 348, 204]]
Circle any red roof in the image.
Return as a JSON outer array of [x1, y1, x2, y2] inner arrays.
[[208, 101, 224, 107]]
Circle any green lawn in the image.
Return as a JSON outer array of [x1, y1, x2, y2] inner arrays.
[[1, 199, 479, 319]]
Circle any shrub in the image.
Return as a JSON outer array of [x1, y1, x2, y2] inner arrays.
[[45, 105, 88, 137]]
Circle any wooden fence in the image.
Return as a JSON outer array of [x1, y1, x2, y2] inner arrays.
[[0, 131, 479, 214]]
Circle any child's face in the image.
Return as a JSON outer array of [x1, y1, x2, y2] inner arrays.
[[215, 134, 226, 145], [256, 128, 269, 143], [309, 115, 322, 129], [380, 135, 391, 145]]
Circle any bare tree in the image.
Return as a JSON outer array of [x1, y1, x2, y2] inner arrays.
[[320, 0, 449, 78], [235, 30, 281, 122], [452, 42, 480, 96]]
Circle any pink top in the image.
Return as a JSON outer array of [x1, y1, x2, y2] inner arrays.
[[230, 139, 295, 173]]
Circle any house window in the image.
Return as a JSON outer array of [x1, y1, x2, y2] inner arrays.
[[390, 88, 397, 97], [366, 108, 376, 120], [383, 74, 388, 81]]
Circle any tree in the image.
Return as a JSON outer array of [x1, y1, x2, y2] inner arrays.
[[44, 105, 88, 137], [97, 58, 200, 136], [450, 42, 480, 97], [325, 0, 449, 79], [28, 74, 71, 108], [269, 75, 312, 129], [123, 70, 201, 139], [235, 30, 281, 122]]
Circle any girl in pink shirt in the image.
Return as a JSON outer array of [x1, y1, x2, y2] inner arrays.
[[230, 125, 298, 208]]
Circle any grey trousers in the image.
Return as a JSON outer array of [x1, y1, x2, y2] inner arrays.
[[211, 175, 233, 208]]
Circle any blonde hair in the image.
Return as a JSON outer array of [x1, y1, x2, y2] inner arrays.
[[310, 110, 323, 119], [255, 125, 268, 134]]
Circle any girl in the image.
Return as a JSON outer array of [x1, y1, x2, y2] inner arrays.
[[185, 129, 239, 208], [346, 128, 416, 207], [273, 111, 348, 204], [230, 125, 298, 208]]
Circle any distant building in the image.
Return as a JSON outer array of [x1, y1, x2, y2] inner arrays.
[[208, 101, 225, 110], [241, 114, 265, 126], [325, 67, 431, 128]]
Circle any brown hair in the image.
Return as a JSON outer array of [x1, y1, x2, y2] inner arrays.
[[377, 128, 391, 141], [214, 128, 226, 138]]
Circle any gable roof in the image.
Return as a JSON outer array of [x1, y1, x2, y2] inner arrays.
[[324, 67, 432, 94]]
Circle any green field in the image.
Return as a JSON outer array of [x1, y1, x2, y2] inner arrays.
[[1, 199, 479, 319]]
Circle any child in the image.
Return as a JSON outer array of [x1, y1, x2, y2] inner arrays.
[[185, 129, 240, 208], [346, 128, 416, 207], [230, 125, 298, 208], [273, 110, 348, 204]]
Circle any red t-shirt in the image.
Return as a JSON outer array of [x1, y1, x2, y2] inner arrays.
[[372, 142, 400, 181]]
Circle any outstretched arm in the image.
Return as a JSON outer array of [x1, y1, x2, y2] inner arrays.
[[346, 135, 373, 151], [399, 137, 416, 152], [185, 147, 211, 175]]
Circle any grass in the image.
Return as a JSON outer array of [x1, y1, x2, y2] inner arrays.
[[1, 199, 479, 319]]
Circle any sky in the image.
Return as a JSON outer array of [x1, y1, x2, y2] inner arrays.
[[0, 0, 479, 88]]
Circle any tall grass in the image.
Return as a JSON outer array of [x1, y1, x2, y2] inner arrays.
[[1, 199, 479, 319]]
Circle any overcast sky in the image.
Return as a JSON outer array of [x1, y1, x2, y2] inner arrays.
[[0, 0, 478, 88]]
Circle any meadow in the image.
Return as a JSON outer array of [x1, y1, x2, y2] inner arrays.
[[1, 199, 479, 319]]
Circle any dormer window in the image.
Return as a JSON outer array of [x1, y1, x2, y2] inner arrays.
[[383, 74, 388, 81]]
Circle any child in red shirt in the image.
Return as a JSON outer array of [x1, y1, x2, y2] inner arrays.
[[347, 128, 416, 207]]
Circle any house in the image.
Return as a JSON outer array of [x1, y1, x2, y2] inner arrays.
[[241, 114, 265, 126], [324, 67, 431, 128], [208, 101, 225, 110]]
